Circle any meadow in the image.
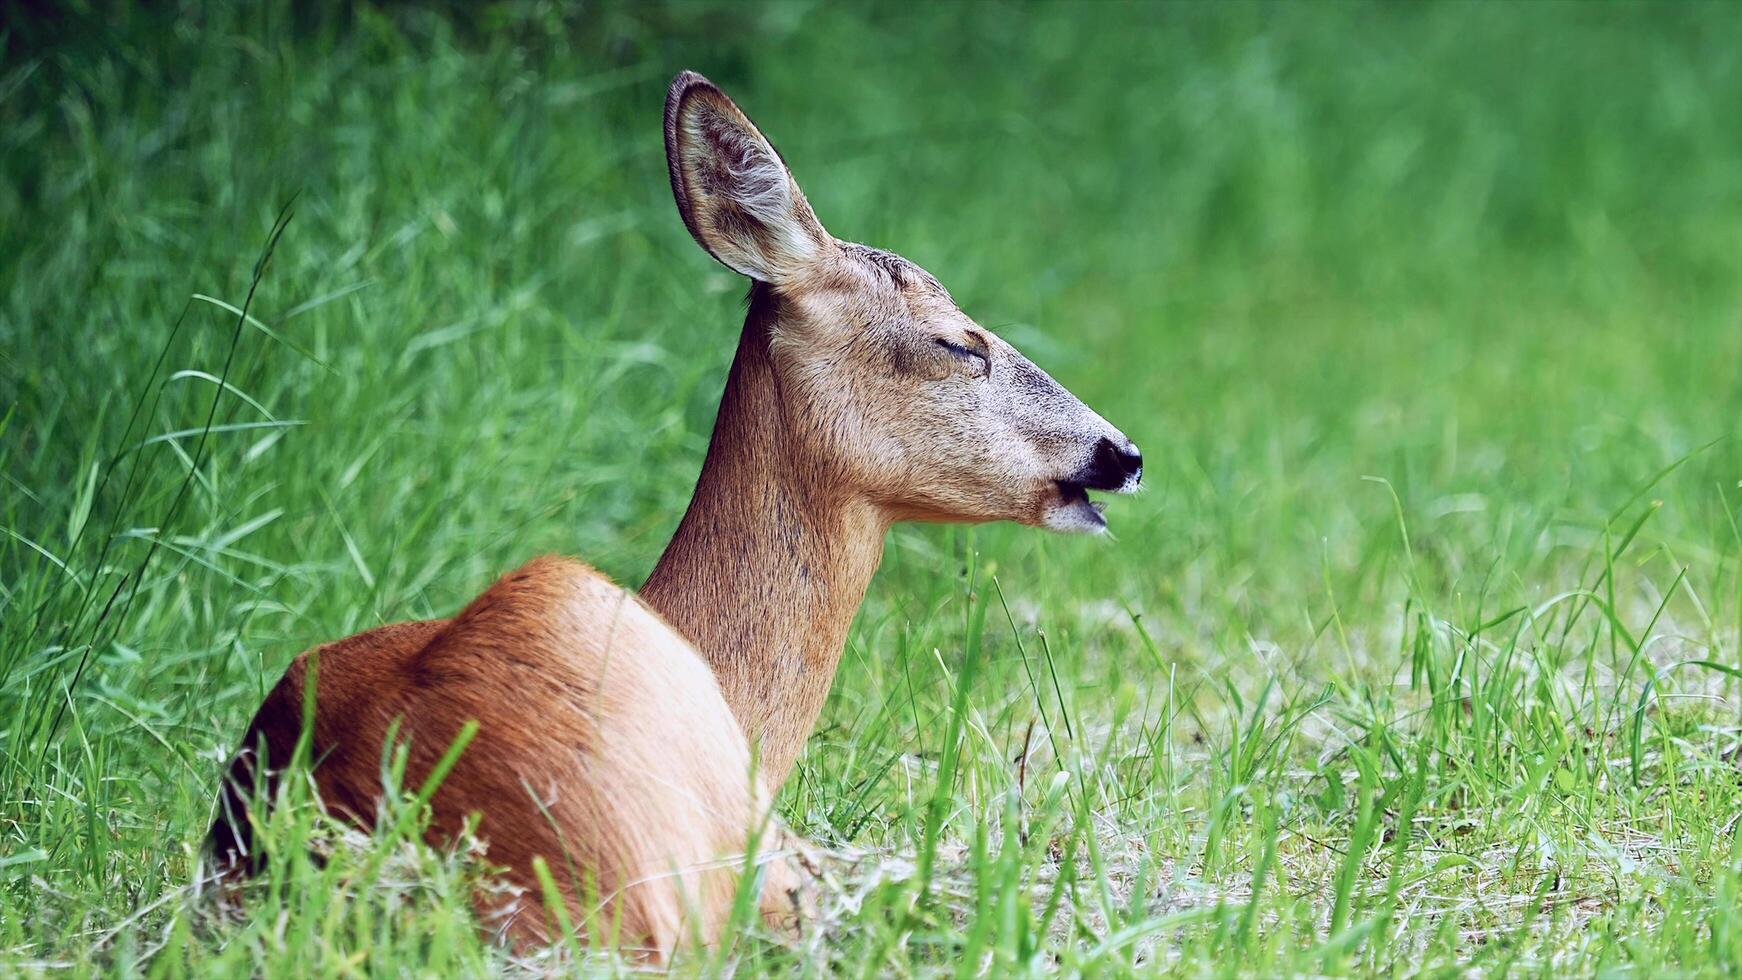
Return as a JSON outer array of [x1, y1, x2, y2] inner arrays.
[[2, 0, 1740, 974]]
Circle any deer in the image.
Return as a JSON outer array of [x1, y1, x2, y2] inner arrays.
[[207, 70, 1142, 962]]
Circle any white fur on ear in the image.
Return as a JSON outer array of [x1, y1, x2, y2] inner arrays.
[[664, 72, 830, 284]]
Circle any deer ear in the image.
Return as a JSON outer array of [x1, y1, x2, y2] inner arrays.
[[664, 71, 832, 284]]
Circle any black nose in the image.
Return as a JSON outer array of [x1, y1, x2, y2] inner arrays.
[[1076, 436, 1143, 492]]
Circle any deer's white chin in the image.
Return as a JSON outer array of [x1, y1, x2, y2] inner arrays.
[[1042, 482, 1109, 534]]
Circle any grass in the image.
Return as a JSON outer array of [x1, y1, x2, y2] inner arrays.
[[2, 0, 1740, 974]]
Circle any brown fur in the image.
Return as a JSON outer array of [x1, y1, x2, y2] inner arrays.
[[208, 71, 1138, 962], [641, 289, 889, 786], [212, 559, 806, 957]]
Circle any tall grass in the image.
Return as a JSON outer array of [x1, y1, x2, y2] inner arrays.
[[2, 0, 1740, 973]]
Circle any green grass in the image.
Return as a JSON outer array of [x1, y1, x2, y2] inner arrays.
[[3, 0, 1741, 974]]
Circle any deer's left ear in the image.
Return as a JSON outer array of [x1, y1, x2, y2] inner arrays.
[[665, 71, 833, 285]]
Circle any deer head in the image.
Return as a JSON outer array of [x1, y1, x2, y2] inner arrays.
[[664, 71, 1140, 534]]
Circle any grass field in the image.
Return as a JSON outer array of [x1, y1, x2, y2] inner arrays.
[[3, 0, 1741, 974]]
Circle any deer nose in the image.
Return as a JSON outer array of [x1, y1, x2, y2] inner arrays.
[[1078, 436, 1143, 492]]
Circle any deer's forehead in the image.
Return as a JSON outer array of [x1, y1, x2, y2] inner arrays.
[[788, 244, 959, 327], [839, 243, 946, 293]]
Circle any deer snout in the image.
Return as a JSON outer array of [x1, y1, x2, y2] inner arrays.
[[1073, 436, 1143, 494]]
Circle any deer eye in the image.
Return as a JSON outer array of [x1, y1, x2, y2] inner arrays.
[[934, 337, 989, 377]]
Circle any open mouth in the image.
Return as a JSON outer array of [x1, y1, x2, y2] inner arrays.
[[1049, 479, 1113, 532], [1045, 441, 1142, 534]]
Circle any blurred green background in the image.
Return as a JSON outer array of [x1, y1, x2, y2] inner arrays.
[[2, 0, 1739, 973]]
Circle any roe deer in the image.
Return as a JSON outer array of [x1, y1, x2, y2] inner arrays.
[[208, 70, 1141, 961]]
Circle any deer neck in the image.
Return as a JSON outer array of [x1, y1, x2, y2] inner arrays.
[[641, 288, 887, 792]]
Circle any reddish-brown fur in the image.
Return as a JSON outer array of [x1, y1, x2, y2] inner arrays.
[[209, 70, 1138, 962], [211, 558, 806, 955]]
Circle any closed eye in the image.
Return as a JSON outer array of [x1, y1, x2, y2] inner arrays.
[[934, 337, 990, 376]]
